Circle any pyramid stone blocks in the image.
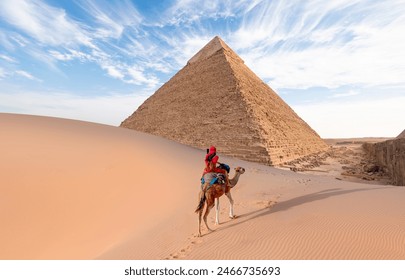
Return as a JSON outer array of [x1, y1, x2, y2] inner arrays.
[[121, 36, 328, 165]]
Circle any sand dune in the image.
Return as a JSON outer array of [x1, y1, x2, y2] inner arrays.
[[1, 113, 404, 259]]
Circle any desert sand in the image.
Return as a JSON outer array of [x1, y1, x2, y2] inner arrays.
[[1, 113, 404, 259]]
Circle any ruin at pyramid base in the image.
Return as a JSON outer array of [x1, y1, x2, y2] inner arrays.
[[121, 36, 328, 165]]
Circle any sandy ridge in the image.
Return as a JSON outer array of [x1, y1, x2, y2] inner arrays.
[[1, 113, 404, 260]]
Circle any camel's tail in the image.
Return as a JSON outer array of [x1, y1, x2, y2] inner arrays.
[[195, 190, 206, 213]]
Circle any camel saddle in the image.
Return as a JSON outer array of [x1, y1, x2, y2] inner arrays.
[[201, 173, 226, 190]]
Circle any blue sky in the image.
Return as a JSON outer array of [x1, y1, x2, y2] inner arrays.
[[0, 0, 404, 138]]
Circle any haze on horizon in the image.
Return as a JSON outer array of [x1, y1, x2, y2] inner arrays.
[[1, 0, 404, 138]]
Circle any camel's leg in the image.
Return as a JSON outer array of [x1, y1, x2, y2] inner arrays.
[[215, 197, 220, 225], [198, 208, 203, 237], [203, 201, 215, 232], [225, 192, 236, 219]]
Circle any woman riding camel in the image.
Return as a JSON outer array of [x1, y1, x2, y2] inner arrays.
[[203, 146, 230, 185]]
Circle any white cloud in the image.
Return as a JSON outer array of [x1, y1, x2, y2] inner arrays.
[[232, 0, 356, 49], [331, 90, 361, 99], [233, 0, 405, 90], [0, 90, 149, 126], [127, 67, 159, 88], [164, 0, 236, 25], [0, 0, 93, 47], [49, 49, 92, 62], [293, 95, 405, 138], [101, 64, 125, 80], [0, 0, 158, 88], [10, 33, 30, 48], [75, 0, 142, 39], [0, 31, 13, 50], [144, 62, 172, 74], [97, 60, 159, 88], [14, 70, 40, 81], [0, 54, 16, 63], [0, 67, 6, 79]]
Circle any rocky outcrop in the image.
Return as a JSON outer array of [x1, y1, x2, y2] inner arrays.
[[121, 36, 328, 165], [363, 138, 405, 186]]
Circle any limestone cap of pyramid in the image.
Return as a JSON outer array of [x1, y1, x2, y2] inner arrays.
[[187, 35, 244, 64]]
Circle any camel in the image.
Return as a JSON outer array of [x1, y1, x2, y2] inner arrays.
[[195, 166, 245, 237]]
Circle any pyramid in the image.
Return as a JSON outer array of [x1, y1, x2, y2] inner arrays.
[[121, 36, 328, 165], [396, 129, 405, 139]]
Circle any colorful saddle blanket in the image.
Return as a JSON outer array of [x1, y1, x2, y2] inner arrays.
[[201, 172, 226, 188]]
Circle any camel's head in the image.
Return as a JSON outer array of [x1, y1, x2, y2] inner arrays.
[[234, 167, 245, 174]]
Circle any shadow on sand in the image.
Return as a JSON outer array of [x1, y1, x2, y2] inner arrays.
[[213, 185, 400, 233]]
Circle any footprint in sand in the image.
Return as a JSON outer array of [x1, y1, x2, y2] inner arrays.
[[166, 234, 204, 259], [254, 192, 277, 207], [256, 200, 278, 209], [265, 200, 277, 208], [297, 178, 311, 185]]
